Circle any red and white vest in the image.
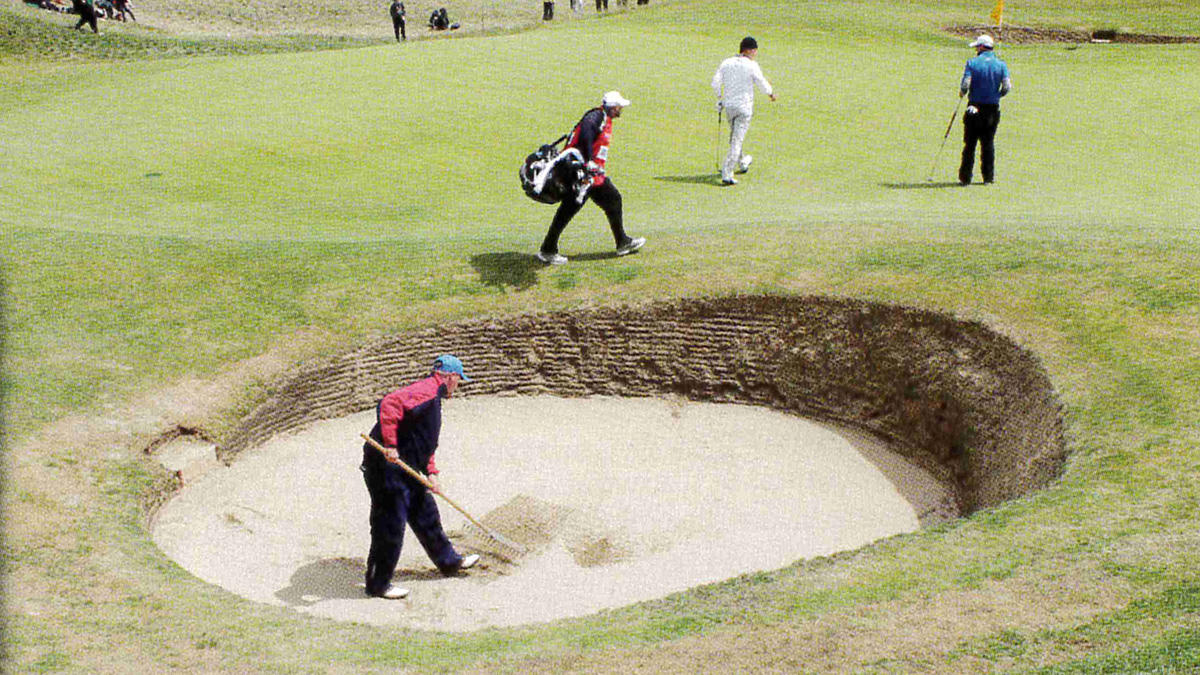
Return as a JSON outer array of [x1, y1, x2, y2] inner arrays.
[[567, 108, 613, 186]]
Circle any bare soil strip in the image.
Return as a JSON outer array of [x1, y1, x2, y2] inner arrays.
[[946, 24, 1200, 44]]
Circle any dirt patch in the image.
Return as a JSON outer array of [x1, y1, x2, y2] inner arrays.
[[946, 24, 1200, 44]]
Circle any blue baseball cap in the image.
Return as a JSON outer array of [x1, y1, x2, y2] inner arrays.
[[433, 354, 472, 382]]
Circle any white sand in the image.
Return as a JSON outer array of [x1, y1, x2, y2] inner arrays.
[[152, 395, 953, 632]]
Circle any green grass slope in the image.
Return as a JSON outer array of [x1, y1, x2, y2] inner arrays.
[[2, 0, 1199, 672]]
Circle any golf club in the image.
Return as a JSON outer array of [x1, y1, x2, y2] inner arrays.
[[926, 96, 964, 182]]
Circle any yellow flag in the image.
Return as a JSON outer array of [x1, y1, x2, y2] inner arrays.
[[989, 0, 1004, 25]]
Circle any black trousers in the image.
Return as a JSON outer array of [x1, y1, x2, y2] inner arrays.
[[392, 17, 406, 40], [960, 103, 1001, 184], [541, 178, 630, 255], [74, 8, 98, 32], [543, 1, 553, 19], [361, 451, 462, 595], [595, 0, 607, 11]]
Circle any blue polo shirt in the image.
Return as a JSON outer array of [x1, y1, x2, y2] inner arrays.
[[961, 51, 1010, 105]]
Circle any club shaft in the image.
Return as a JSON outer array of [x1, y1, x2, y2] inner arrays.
[[926, 98, 963, 181]]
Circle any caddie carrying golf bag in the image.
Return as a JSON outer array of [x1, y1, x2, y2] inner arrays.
[[518, 134, 590, 205]]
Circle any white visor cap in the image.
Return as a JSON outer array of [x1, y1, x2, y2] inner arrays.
[[601, 91, 631, 107], [969, 34, 995, 48]]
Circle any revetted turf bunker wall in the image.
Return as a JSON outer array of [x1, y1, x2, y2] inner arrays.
[[222, 295, 1067, 514]]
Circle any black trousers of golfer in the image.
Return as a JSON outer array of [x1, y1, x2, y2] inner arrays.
[[959, 103, 1001, 184], [542, 0, 553, 20], [393, 16, 406, 40], [541, 179, 630, 255], [361, 438, 462, 596]]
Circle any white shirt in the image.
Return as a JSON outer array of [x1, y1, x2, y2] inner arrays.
[[712, 55, 774, 114]]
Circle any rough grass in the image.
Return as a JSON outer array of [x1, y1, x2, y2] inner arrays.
[[0, 4, 385, 61], [2, 0, 1200, 672]]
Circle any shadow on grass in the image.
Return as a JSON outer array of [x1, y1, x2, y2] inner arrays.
[[275, 557, 366, 606], [469, 251, 542, 290], [471, 249, 632, 287], [880, 181, 964, 190], [654, 174, 725, 187], [570, 250, 621, 262]]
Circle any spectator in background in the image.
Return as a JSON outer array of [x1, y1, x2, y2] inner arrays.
[[595, 0, 607, 12], [71, 0, 98, 33], [429, 7, 457, 30], [25, 0, 68, 12], [543, 0, 554, 20], [113, 0, 134, 21], [389, 0, 406, 41]]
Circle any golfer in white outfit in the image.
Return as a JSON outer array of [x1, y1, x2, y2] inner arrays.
[[711, 36, 777, 185]]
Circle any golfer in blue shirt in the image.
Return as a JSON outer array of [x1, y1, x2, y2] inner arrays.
[[959, 34, 1012, 185]]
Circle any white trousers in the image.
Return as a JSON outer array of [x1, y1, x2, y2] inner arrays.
[[722, 108, 752, 181]]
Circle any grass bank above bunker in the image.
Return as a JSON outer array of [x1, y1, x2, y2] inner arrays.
[[184, 294, 1067, 523]]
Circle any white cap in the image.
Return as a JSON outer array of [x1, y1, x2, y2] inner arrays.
[[601, 91, 631, 108], [969, 34, 995, 49]]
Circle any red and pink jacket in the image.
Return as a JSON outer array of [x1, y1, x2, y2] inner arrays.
[[371, 372, 452, 476]]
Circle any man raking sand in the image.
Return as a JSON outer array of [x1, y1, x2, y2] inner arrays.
[[359, 355, 481, 599]]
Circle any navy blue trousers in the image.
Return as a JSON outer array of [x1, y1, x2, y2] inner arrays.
[[960, 103, 1001, 184], [362, 457, 462, 596]]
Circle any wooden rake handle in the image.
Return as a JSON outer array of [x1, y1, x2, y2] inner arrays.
[[359, 433, 492, 535]]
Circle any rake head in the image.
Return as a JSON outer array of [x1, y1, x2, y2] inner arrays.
[[460, 521, 528, 563]]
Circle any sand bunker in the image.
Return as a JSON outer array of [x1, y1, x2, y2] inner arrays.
[[153, 395, 954, 632]]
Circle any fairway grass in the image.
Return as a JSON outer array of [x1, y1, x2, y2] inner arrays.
[[2, 0, 1200, 672]]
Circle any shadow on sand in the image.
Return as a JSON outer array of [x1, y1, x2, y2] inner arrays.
[[275, 557, 367, 606]]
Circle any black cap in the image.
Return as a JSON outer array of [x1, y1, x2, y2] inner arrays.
[[740, 36, 758, 52]]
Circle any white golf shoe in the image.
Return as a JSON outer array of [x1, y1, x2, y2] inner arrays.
[[378, 584, 410, 600], [615, 236, 646, 256], [537, 251, 568, 265], [737, 154, 753, 174], [460, 554, 480, 570]]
